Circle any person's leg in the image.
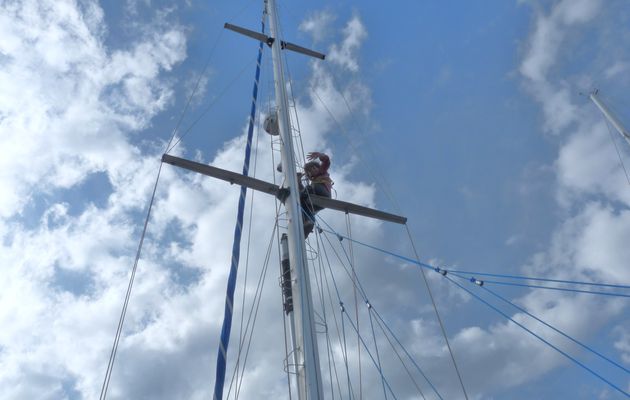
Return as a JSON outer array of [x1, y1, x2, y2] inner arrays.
[[309, 183, 330, 214], [301, 186, 317, 237]]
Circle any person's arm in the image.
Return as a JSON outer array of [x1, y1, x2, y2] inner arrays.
[[307, 152, 330, 172]]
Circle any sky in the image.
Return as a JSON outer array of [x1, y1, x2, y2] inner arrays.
[[1, 0, 629, 399]]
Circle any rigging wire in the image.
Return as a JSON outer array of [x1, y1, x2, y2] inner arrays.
[[99, 5, 259, 394], [316, 226, 630, 293], [368, 307, 428, 400], [317, 232, 355, 398], [311, 235, 341, 398], [233, 223, 277, 399], [265, 54, 297, 400], [604, 117, 630, 186], [166, 55, 259, 154], [367, 302, 388, 400], [165, 31, 224, 152], [446, 273, 630, 375], [340, 307, 399, 400], [403, 224, 470, 400], [269, 16, 443, 398], [99, 162, 163, 400], [230, 50, 268, 399], [264, 58, 296, 400], [313, 71, 403, 215], [280, 40, 306, 167], [340, 300, 356, 399], [368, 306, 443, 400], [345, 215, 363, 399], [317, 223, 443, 400], [164, 0, 261, 153], [274, 3, 309, 174], [228, 0, 260, 23], [443, 274, 630, 399], [314, 217, 630, 397], [445, 269, 630, 290], [471, 278, 630, 298], [318, 235, 401, 399], [318, 233, 357, 399], [374, 309, 443, 399]]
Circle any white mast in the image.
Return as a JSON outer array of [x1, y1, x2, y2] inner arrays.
[[266, 0, 323, 398], [590, 90, 630, 147], [165, 5, 404, 398]]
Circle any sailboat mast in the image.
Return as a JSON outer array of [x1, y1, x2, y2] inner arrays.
[[266, 0, 324, 398], [590, 90, 630, 147]]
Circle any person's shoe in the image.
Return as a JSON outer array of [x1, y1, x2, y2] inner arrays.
[[303, 220, 315, 237]]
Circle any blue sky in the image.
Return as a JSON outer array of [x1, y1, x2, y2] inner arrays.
[[1, 0, 629, 399]]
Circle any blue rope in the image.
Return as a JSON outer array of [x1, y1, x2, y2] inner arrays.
[[316, 227, 629, 296], [316, 220, 630, 397], [316, 226, 444, 271], [316, 220, 444, 400], [442, 275, 630, 398], [212, 15, 265, 400], [447, 269, 630, 290], [473, 281, 630, 374], [477, 278, 630, 298]]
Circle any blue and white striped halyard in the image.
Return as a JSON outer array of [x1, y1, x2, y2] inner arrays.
[[212, 15, 266, 400]]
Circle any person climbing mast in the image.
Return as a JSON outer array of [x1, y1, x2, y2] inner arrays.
[[276, 151, 333, 238], [300, 152, 332, 237]]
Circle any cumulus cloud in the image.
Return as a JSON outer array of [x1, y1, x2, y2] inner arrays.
[[0, 0, 186, 218], [0, 3, 405, 399], [478, 0, 630, 396], [3, 1, 628, 398], [0, 0, 192, 398], [417, 0, 630, 397]]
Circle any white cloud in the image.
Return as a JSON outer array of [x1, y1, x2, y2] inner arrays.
[[0, 0, 186, 218], [299, 10, 335, 43], [328, 15, 367, 72], [614, 326, 630, 364], [2, 0, 626, 398], [0, 4, 404, 399], [448, 0, 630, 396], [517, 0, 630, 276], [605, 61, 630, 79], [556, 119, 630, 206], [505, 234, 521, 246], [520, 0, 602, 84], [519, 0, 602, 135]]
